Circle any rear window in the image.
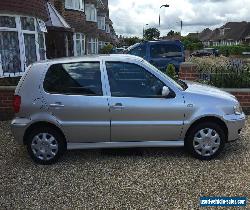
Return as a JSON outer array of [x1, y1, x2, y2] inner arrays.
[[43, 62, 102, 96], [128, 45, 146, 58], [150, 44, 182, 58]]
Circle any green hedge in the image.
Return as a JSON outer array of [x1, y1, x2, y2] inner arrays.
[[0, 77, 21, 86], [215, 45, 250, 56]]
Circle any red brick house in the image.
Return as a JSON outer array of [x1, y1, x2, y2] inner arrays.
[[0, 0, 117, 77]]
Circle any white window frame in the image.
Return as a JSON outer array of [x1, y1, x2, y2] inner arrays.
[[98, 41, 105, 52], [87, 37, 98, 54], [0, 14, 46, 77], [85, 4, 97, 22], [105, 24, 110, 33], [74, 33, 85, 56], [65, 0, 85, 11], [97, 16, 105, 30]]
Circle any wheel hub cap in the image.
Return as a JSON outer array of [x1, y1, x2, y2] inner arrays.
[[31, 133, 59, 161], [193, 128, 221, 157]]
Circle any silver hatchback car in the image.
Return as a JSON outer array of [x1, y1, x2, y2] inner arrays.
[[11, 55, 245, 164]]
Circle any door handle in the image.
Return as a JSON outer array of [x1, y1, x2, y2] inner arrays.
[[49, 102, 65, 108], [111, 103, 125, 110]]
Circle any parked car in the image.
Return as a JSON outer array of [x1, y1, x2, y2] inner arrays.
[[191, 50, 213, 57], [125, 40, 185, 72], [204, 48, 219, 56], [111, 47, 126, 54], [11, 55, 245, 164], [191, 48, 219, 57]]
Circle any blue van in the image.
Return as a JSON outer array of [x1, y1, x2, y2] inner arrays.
[[126, 40, 185, 72]]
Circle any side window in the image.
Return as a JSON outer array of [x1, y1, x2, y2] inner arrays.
[[150, 44, 182, 58], [106, 62, 165, 98], [44, 62, 102, 96], [128, 45, 146, 58]]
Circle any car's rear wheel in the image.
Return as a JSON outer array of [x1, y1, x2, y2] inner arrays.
[[185, 122, 226, 160], [26, 127, 66, 164]]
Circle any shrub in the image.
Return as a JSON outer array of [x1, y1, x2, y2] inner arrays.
[[166, 64, 177, 80], [215, 45, 250, 56], [100, 44, 113, 54], [0, 76, 21, 86], [187, 56, 250, 88]]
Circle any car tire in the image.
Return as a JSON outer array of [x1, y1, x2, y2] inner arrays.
[[26, 126, 66, 165], [185, 122, 226, 160]]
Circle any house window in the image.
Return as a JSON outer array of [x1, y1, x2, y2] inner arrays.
[[0, 31, 21, 74], [97, 16, 105, 30], [98, 41, 105, 52], [21, 17, 35, 31], [0, 15, 46, 77], [0, 16, 16, 28], [74, 33, 85, 56], [38, 33, 46, 60], [106, 24, 110, 33], [65, 0, 84, 11], [88, 38, 98, 54], [85, 4, 97, 22]]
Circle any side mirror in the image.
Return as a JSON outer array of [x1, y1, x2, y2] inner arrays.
[[162, 86, 170, 97]]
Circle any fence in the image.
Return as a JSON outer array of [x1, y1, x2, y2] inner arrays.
[[194, 58, 250, 88]]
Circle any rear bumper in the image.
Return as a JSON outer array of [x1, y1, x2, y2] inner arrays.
[[11, 118, 31, 145], [223, 113, 246, 142]]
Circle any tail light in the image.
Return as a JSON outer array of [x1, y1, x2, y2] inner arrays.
[[13, 95, 21, 113]]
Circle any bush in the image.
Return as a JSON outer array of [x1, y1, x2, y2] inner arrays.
[[215, 45, 250, 56], [166, 64, 177, 80], [0, 76, 21, 86], [181, 37, 203, 51], [188, 56, 250, 88], [100, 44, 113, 54]]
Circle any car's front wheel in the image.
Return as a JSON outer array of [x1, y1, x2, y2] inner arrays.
[[185, 122, 226, 160], [26, 127, 66, 164]]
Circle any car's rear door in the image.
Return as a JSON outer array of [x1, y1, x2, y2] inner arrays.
[[105, 60, 185, 142], [42, 59, 110, 143]]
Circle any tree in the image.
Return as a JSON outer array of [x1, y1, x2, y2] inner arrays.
[[181, 36, 203, 51], [167, 30, 181, 37], [143, 28, 160, 41], [100, 44, 113, 54], [166, 64, 177, 80], [119, 36, 142, 47]]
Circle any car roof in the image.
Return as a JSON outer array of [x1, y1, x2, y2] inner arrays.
[[35, 54, 143, 65], [127, 40, 183, 51]]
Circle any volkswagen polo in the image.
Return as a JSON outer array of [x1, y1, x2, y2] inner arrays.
[[11, 55, 245, 164]]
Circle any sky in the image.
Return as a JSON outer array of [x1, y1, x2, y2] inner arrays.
[[109, 0, 250, 37]]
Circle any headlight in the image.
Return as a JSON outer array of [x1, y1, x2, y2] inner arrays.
[[234, 104, 243, 115]]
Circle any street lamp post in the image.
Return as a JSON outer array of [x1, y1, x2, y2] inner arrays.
[[143, 24, 149, 38], [159, 4, 169, 27]]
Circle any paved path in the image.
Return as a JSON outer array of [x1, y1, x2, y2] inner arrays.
[[0, 119, 249, 209]]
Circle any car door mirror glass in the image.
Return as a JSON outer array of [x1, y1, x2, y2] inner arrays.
[[162, 86, 170, 97]]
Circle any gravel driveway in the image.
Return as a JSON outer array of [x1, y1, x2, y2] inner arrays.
[[0, 119, 249, 209]]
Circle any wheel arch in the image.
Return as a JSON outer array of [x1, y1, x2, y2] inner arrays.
[[184, 116, 228, 142], [23, 121, 66, 145]]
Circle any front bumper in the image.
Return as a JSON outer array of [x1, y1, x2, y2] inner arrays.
[[223, 113, 246, 142], [11, 118, 31, 145]]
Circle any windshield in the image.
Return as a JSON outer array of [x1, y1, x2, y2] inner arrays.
[[142, 60, 186, 91]]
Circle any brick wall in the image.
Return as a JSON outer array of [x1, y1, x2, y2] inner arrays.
[[0, 0, 48, 21], [179, 62, 250, 114], [52, 0, 113, 42], [179, 62, 199, 81], [226, 90, 250, 114], [0, 87, 15, 121]]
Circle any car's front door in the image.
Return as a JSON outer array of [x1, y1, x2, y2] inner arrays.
[[105, 61, 185, 142], [43, 61, 110, 143]]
